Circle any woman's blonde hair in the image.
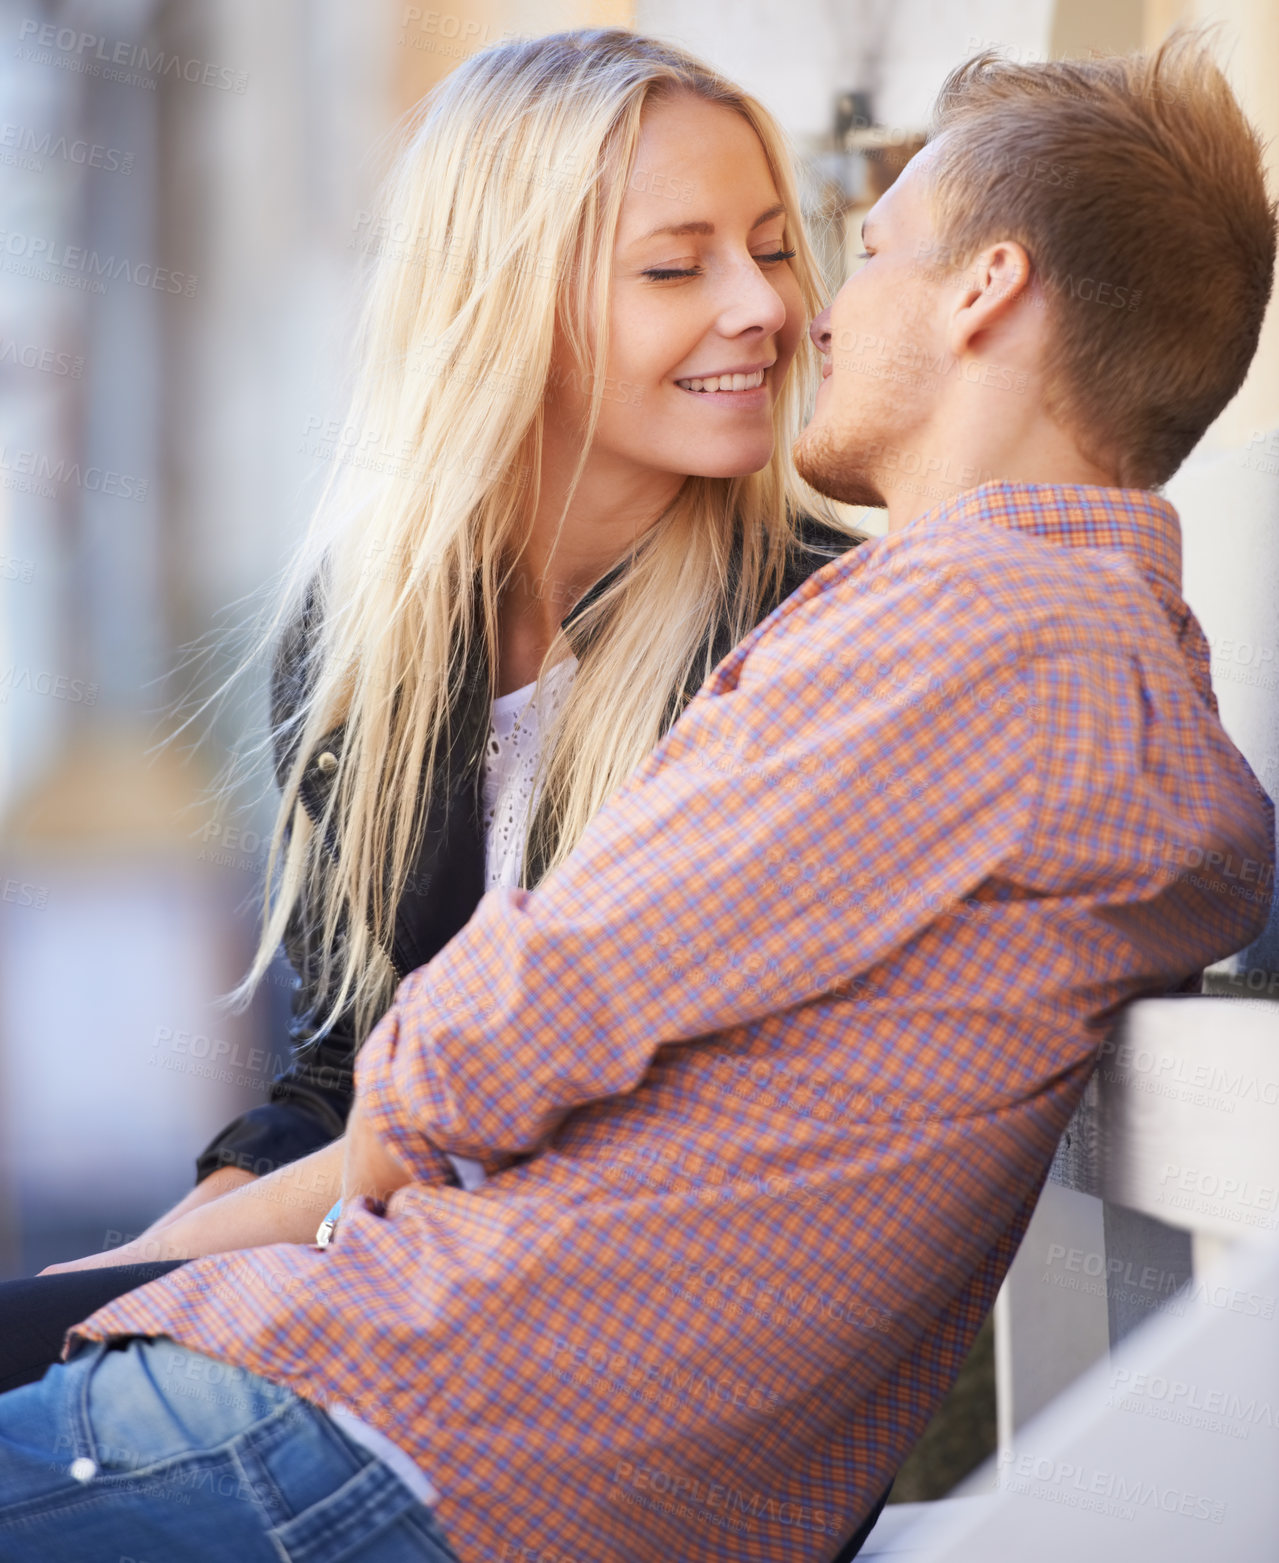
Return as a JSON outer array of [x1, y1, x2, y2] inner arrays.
[[225, 27, 847, 1046]]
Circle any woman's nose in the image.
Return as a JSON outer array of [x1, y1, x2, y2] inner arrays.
[[716, 257, 789, 338]]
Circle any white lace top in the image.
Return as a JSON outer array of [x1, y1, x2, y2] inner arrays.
[[480, 654, 579, 891], [445, 653, 579, 1194]]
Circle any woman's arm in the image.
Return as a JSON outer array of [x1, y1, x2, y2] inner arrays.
[[141, 1165, 259, 1234], [40, 1137, 346, 1274]]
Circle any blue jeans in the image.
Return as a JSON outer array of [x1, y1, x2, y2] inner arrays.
[[0, 1335, 463, 1562]]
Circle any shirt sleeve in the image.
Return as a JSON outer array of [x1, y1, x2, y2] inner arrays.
[[355, 545, 1037, 1177]]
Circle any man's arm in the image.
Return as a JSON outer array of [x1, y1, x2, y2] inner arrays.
[[356, 549, 1035, 1177]]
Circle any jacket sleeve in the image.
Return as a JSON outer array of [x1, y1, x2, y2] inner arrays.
[[194, 579, 361, 1183], [193, 895, 361, 1181]]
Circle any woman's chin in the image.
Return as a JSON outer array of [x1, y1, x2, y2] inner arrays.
[[678, 438, 776, 481]]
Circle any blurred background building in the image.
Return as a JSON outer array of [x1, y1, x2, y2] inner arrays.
[[0, 0, 1274, 1503]]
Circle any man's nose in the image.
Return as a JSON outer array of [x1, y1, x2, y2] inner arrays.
[[809, 307, 832, 353]]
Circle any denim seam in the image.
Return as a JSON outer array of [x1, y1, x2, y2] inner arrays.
[[0, 1454, 238, 1530], [229, 1404, 310, 1531], [71, 1339, 109, 1468], [265, 1455, 427, 1563]]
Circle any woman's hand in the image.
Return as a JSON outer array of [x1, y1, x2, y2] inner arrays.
[[40, 1233, 192, 1276], [341, 1095, 412, 1212]]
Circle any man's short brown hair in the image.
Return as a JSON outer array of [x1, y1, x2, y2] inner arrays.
[[926, 31, 1276, 487]]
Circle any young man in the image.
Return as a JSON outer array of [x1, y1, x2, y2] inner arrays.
[[0, 34, 1274, 1563]]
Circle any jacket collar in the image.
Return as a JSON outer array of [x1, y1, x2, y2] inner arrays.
[[929, 480, 1182, 592], [558, 556, 632, 637]]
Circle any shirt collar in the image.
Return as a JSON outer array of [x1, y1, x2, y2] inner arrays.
[[929, 481, 1183, 592]]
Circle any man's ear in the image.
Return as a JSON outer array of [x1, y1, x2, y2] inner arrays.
[[944, 240, 1033, 358]]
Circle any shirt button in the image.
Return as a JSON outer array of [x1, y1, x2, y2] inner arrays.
[[69, 1457, 97, 1482], [316, 751, 338, 774]]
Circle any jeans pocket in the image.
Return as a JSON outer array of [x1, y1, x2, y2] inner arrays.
[[266, 1452, 457, 1563], [82, 1336, 298, 1480]]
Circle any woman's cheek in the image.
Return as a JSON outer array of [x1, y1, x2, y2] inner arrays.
[[776, 278, 806, 366]]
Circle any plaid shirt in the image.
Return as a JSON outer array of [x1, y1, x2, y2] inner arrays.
[[73, 482, 1274, 1563]]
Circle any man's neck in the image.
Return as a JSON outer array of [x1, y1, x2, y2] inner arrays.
[[882, 422, 1119, 534]]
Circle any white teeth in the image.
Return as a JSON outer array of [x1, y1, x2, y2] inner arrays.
[[677, 368, 766, 393]]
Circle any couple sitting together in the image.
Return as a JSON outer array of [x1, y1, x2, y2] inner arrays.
[[0, 24, 1273, 1563]]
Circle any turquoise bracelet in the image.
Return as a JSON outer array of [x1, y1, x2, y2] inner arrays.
[[315, 1198, 342, 1248]]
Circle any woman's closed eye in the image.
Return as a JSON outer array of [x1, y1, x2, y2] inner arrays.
[[641, 246, 797, 283], [642, 263, 702, 281]]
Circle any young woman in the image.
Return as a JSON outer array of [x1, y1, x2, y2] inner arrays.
[[0, 27, 863, 1389]]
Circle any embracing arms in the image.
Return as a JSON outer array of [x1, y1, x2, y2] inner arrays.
[[352, 550, 1032, 1182]]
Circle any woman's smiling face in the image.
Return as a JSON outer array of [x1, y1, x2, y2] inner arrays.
[[547, 92, 807, 483]]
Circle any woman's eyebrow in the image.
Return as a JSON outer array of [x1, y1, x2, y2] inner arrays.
[[632, 202, 787, 245]]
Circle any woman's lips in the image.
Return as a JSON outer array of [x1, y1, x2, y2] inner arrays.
[[676, 367, 767, 393], [674, 365, 771, 404]]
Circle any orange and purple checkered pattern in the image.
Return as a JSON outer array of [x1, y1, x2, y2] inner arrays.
[[73, 483, 1274, 1562]]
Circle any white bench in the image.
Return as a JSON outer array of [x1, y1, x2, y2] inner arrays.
[[858, 995, 1279, 1561]]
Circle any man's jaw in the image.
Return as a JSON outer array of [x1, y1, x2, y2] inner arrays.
[[793, 424, 888, 509]]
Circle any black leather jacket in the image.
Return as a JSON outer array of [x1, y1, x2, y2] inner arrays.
[[195, 517, 863, 1183]]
